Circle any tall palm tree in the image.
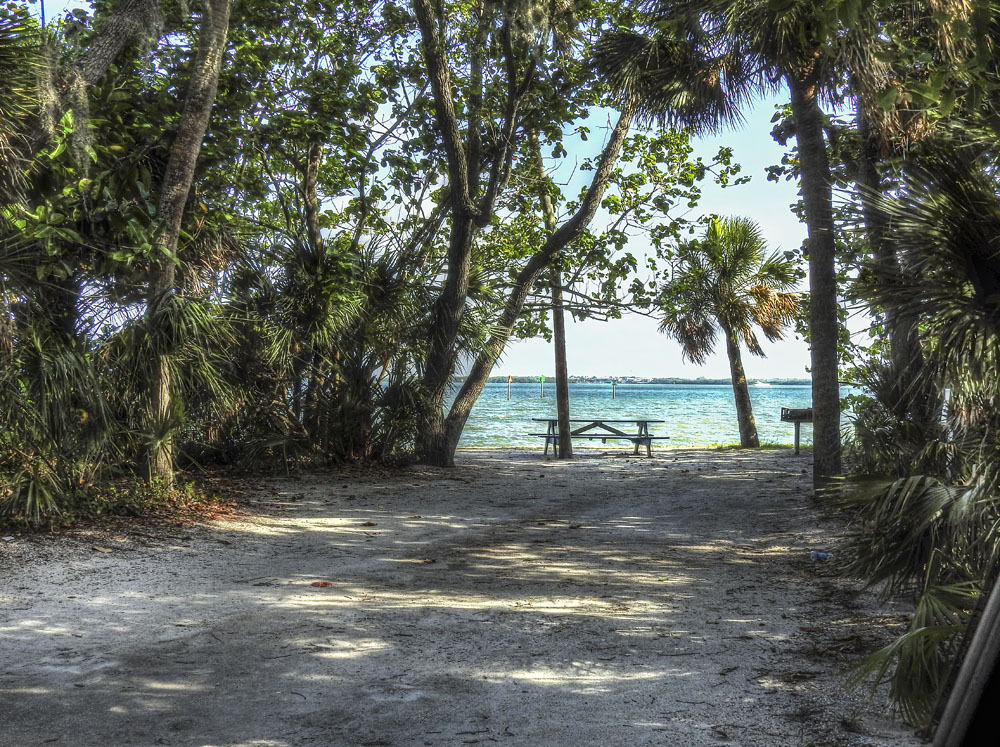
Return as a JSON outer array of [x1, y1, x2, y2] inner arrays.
[[658, 217, 799, 448], [595, 0, 844, 482]]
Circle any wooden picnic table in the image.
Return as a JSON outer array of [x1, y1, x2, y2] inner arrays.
[[529, 418, 668, 457]]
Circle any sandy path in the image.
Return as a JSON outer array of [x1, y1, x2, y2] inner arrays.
[[1, 448, 919, 747]]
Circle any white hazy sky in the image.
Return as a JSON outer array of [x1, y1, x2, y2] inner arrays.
[[38, 1, 818, 379]]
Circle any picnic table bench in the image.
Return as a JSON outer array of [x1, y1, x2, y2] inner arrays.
[[529, 418, 668, 457], [780, 407, 813, 454]]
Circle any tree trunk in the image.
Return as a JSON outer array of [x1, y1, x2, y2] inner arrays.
[[429, 102, 638, 466], [29, 1, 163, 145], [75, 0, 163, 86], [415, 215, 477, 466], [303, 135, 324, 255], [143, 0, 231, 484], [722, 323, 759, 448], [787, 70, 842, 484], [855, 110, 932, 424], [551, 270, 573, 459], [411, 0, 624, 466], [301, 134, 326, 434], [531, 129, 572, 459], [411, 0, 505, 466]]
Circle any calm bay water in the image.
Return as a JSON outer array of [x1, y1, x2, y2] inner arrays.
[[456, 382, 821, 448]]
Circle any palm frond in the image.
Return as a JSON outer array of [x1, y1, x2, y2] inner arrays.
[[0, 6, 40, 205], [657, 216, 799, 364], [593, 27, 750, 133], [659, 310, 717, 364], [847, 622, 965, 725]]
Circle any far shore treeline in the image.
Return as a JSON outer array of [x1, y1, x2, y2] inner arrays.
[[480, 377, 811, 386]]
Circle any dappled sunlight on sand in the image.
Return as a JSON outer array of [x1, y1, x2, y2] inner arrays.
[[137, 679, 208, 692], [306, 639, 393, 660], [497, 664, 667, 694], [284, 588, 666, 618]]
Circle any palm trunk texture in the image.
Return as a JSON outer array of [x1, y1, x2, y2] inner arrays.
[[788, 70, 842, 484], [855, 111, 933, 425], [723, 325, 759, 448]]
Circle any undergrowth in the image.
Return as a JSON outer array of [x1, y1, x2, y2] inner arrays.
[[0, 477, 233, 531]]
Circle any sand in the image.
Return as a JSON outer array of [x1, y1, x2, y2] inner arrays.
[[0, 447, 921, 747]]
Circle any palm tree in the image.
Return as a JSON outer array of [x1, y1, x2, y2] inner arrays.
[[595, 0, 844, 481], [657, 217, 799, 448]]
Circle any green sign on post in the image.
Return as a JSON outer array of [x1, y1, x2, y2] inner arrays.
[[540, 375, 545, 397]]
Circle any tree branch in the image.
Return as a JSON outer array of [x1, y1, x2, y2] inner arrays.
[[412, 0, 478, 217]]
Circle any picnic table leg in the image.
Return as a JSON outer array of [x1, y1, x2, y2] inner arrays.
[[635, 422, 649, 456], [794, 421, 801, 455], [547, 421, 558, 458]]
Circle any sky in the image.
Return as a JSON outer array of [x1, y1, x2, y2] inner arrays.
[[36, 1, 818, 380]]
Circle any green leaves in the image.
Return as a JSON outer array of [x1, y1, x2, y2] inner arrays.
[[877, 85, 899, 111]]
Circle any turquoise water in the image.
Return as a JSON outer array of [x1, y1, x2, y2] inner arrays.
[[456, 382, 820, 448]]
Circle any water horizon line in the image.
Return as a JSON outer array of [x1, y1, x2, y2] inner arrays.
[[472, 375, 812, 386]]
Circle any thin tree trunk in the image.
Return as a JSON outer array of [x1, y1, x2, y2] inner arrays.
[[531, 130, 572, 459], [551, 272, 572, 458], [722, 323, 759, 448], [301, 134, 326, 434], [143, 0, 231, 484], [788, 70, 842, 484]]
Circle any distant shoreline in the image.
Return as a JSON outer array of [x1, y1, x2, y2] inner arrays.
[[476, 376, 811, 386]]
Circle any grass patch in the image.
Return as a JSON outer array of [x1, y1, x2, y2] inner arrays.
[[712, 442, 799, 451]]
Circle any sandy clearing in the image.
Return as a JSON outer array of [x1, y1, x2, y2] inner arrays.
[[0, 448, 920, 747]]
